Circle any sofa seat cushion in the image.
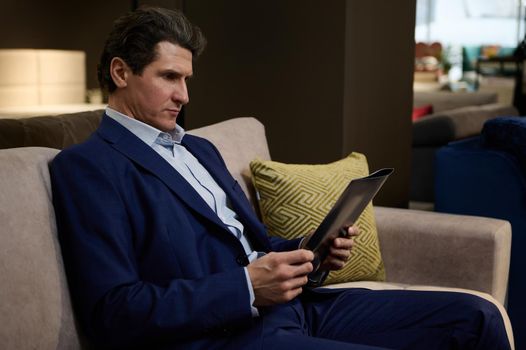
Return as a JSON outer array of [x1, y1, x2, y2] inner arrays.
[[323, 281, 514, 347], [249, 153, 385, 284]]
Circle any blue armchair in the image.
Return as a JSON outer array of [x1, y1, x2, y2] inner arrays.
[[435, 117, 526, 348]]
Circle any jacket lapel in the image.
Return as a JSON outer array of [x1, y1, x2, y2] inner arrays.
[[182, 135, 271, 252], [96, 116, 230, 232]]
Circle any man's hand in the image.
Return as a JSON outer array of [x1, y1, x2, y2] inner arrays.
[[319, 225, 360, 271], [247, 250, 314, 307]]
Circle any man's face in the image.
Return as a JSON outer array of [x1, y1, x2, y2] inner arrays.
[[116, 41, 193, 132]]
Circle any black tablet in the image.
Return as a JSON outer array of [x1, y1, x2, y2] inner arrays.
[[302, 168, 394, 286]]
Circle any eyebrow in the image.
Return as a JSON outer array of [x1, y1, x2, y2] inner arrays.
[[160, 69, 178, 75], [161, 69, 193, 78]]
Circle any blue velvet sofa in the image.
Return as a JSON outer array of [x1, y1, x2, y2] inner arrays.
[[435, 116, 526, 349]]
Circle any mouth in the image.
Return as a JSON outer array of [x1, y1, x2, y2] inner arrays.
[[167, 108, 181, 117]]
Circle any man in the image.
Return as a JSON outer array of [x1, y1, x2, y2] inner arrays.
[[51, 7, 511, 350]]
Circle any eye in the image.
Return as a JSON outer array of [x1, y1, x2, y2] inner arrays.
[[163, 72, 178, 81]]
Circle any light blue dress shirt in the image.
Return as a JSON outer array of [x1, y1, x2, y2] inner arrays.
[[105, 107, 259, 316]]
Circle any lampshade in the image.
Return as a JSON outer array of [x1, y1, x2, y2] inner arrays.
[[0, 49, 86, 108]]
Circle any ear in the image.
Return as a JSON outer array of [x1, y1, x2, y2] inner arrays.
[[109, 57, 130, 89]]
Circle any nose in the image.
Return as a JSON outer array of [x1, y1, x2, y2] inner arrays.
[[173, 80, 189, 106]]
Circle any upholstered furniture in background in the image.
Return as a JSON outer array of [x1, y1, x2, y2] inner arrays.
[[0, 104, 107, 119], [0, 112, 515, 348], [435, 116, 526, 350], [411, 91, 518, 206], [0, 109, 103, 149], [414, 91, 498, 112]]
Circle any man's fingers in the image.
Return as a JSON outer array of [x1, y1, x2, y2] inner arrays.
[[272, 249, 314, 265], [249, 250, 313, 306], [333, 237, 354, 249], [272, 261, 313, 281], [261, 250, 314, 280], [324, 257, 346, 270], [329, 247, 351, 261], [346, 225, 360, 237], [285, 275, 310, 290], [282, 286, 304, 302]]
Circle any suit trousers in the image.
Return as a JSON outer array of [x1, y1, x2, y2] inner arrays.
[[258, 288, 511, 350]]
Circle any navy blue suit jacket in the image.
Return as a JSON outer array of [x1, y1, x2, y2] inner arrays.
[[50, 115, 305, 349]]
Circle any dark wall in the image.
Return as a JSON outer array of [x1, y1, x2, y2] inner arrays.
[[343, 1, 416, 207], [185, 0, 416, 207], [184, 1, 346, 165]]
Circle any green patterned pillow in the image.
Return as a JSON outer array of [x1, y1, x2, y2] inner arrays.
[[249, 153, 385, 284]]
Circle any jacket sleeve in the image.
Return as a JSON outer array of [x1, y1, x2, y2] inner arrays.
[[269, 236, 304, 251], [50, 149, 254, 348]]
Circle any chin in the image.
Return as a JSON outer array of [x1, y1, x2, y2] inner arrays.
[[159, 121, 177, 132]]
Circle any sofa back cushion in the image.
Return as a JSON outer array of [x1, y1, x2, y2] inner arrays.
[[0, 147, 83, 349], [188, 117, 271, 209], [0, 110, 103, 149], [413, 91, 497, 113], [412, 103, 519, 146]]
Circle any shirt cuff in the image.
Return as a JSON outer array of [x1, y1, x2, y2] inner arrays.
[[243, 267, 259, 317]]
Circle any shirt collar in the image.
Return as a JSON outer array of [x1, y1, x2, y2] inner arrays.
[[105, 107, 186, 145]]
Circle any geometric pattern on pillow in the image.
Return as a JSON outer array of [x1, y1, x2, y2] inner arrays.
[[249, 152, 385, 284]]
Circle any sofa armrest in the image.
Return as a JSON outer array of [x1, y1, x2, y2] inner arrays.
[[374, 206, 511, 304], [412, 114, 455, 146]]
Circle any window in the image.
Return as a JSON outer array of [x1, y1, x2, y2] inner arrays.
[[415, 0, 524, 46]]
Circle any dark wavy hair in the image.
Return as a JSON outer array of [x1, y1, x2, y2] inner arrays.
[[97, 7, 206, 93]]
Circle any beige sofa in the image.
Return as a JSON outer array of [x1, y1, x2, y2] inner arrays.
[[0, 115, 515, 349]]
